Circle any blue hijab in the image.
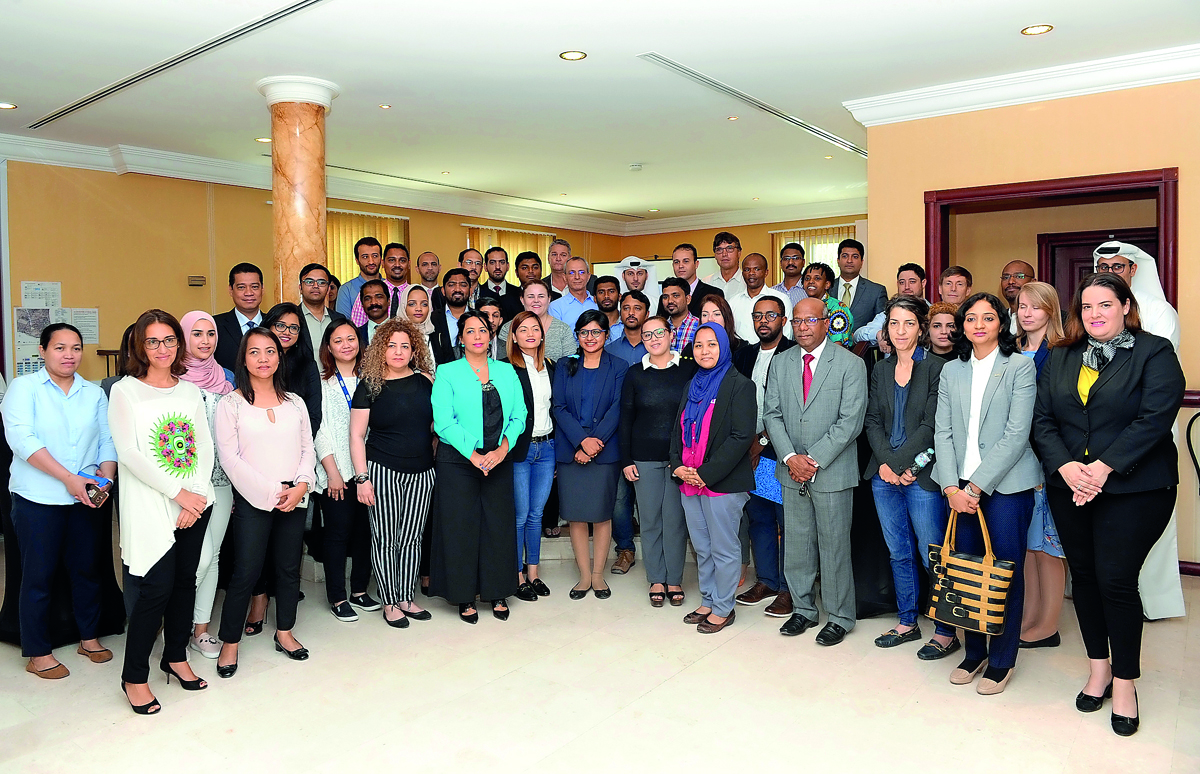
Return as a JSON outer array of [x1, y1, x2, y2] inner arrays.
[[682, 322, 732, 448]]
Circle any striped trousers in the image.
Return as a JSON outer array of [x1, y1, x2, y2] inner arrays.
[[368, 462, 436, 605]]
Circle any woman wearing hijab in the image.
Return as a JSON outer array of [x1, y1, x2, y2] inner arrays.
[[669, 323, 756, 634], [400, 284, 451, 367], [177, 311, 235, 659]]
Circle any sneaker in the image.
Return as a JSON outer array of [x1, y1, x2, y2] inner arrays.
[[735, 581, 778, 606], [611, 549, 636, 575], [350, 593, 382, 612], [764, 591, 793, 618], [331, 601, 359, 622], [189, 632, 222, 659]]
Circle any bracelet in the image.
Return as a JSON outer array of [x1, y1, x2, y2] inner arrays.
[[943, 486, 960, 496]]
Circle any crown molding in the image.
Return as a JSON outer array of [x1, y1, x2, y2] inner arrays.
[[844, 43, 1200, 127], [110, 144, 272, 188], [620, 197, 868, 236], [0, 132, 114, 172]]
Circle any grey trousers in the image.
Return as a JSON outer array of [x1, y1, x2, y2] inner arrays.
[[630, 461, 688, 586], [782, 486, 856, 631], [683, 491, 750, 617]]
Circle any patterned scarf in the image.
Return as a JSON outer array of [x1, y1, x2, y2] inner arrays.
[[1082, 329, 1135, 371]]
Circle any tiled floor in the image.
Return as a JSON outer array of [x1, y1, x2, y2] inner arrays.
[[1, 550, 1198, 773]]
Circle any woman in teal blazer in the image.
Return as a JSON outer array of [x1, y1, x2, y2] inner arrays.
[[429, 311, 527, 624]]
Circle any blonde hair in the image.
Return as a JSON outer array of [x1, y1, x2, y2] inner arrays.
[[1016, 281, 1065, 347], [360, 317, 433, 397]]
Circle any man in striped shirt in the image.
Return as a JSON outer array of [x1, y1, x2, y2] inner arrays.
[[660, 277, 699, 352]]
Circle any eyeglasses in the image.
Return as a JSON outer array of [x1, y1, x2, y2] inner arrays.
[[145, 336, 179, 350], [713, 245, 739, 254], [1096, 262, 1130, 274], [272, 322, 301, 335], [791, 316, 828, 328], [751, 312, 782, 322], [1000, 273, 1031, 281], [301, 278, 329, 288], [643, 328, 670, 341], [577, 329, 606, 340]]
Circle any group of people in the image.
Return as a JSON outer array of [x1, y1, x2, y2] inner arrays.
[[1, 232, 1185, 738]]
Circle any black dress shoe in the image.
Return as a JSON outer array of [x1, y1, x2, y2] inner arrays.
[[1076, 681, 1112, 713], [815, 622, 848, 646], [531, 578, 551, 597], [1111, 690, 1139, 736], [779, 613, 818, 637], [1019, 632, 1061, 649], [274, 634, 309, 661], [400, 608, 432, 621], [459, 603, 478, 624], [492, 599, 510, 621], [515, 582, 538, 602], [384, 611, 410, 629], [569, 585, 590, 601]]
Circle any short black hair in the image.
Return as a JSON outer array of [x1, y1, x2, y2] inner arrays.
[[619, 290, 650, 309], [780, 242, 805, 258], [476, 296, 502, 312], [515, 251, 541, 269], [383, 242, 408, 256], [952, 292, 1018, 361], [457, 309, 493, 340], [360, 279, 387, 299], [838, 238, 865, 257], [661, 277, 690, 295], [713, 231, 741, 251], [897, 262, 926, 281], [484, 246, 508, 261], [458, 248, 482, 263], [229, 262, 263, 286], [40, 322, 82, 349], [442, 267, 471, 286], [941, 265, 973, 284], [672, 243, 698, 261], [753, 295, 787, 316], [594, 275, 620, 293], [299, 263, 330, 282], [354, 237, 382, 258], [329, 275, 341, 289], [803, 263, 835, 283]]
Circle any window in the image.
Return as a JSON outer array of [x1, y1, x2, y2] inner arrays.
[[466, 225, 554, 285], [770, 224, 856, 279], [327, 209, 409, 283]]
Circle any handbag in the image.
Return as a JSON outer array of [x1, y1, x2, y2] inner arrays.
[[927, 506, 1015, 635]]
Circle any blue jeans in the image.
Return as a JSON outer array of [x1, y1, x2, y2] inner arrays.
[[612, 475, 635, 553], [746, 494, 786, 592], [513, 439, 555, 569], [870, 475, 954, 636]]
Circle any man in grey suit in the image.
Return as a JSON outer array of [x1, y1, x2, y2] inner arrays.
[[763, 297, 868, 646], [830, 239, 887, 337]]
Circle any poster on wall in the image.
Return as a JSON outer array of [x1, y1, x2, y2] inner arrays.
[[21, 281, 62, 309], [14, 307, 70, 376]]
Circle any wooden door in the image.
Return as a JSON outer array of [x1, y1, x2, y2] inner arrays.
[[1037, 227, 1158, 312]]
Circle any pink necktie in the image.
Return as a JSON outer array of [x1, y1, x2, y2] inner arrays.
[[803, 353, 814, 403]]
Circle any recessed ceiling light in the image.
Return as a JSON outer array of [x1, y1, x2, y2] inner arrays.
[[379, 104, 391, 109], [559, 51, 587, 61], [1021, 24, 1053, 35], [824, 155, 833, 159], [254, 137, 271, 143], [0, 102, 16, 110], [560, 193, 568, 196], [752, 197, 760, 201], [727, 116, 739, 121], [648, 209, 659, 212]]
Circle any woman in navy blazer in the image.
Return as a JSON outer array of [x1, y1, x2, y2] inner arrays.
[[552, 310, 628, 600]]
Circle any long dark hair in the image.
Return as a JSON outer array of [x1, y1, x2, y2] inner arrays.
[[952, 292, 1018, 361], [506, 311, 545, 369], [566, 309, 609, 376], [696, 293, 746, 346], [319, 320, 362, 380], [234, 328, 288, 405], [262, 302, 313, 388], [1061, 272, 1142, 347]]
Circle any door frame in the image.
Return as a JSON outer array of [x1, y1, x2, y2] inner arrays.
[[1036, 226, 1160, 309]]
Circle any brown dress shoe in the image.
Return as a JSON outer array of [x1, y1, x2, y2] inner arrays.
[[697, 609, 736, 634], [77, 644, 113, 664], [683, 609, 710, 625], [27, 659, 69, 679], [764, 591, 793, 618], [735, 582, 778, 606], [611, 549, 635, 575]]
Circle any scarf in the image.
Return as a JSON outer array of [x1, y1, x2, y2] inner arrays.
[[399, 285, 435, 336], [681, 322, 732, 448], [179, 310, 233, 394], [1082, 328, 1135, 371]]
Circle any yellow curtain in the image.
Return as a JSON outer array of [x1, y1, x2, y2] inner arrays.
[[771, 225, 856, 278], [326, 211, 408, 284], [467, 227, 554, 285]]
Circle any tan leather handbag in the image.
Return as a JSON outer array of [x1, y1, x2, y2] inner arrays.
[[927, 507, 1015, 635]]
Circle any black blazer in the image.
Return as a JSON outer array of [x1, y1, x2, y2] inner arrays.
[[732, 337, 796, 462], [430, 309, 461, 364], [1032, 332, 1185, 494], [213, 309, 257, 371], [688, 280, 725, 317], [479, 282, 524, 322], [282, 349, 323, 434], [511, 358, 556, 461], [668, 368, 757, 495], [863, 353, 944, 491], [831, 276, 887, 336]]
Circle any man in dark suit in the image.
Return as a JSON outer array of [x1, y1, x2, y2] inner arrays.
[[298, 263, 347, 366], [213, 262, 265, 371], [732, 295, 797, 618], [831, 239, 887, 337], [478, 247, 523, 322], [516, 251, 560, 301], [656, 243, 723, 318], [430, 268, 472, 363], [356, 279, 390, 347]]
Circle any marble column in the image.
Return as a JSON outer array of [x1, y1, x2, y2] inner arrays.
[[256, 76, 340, 304]]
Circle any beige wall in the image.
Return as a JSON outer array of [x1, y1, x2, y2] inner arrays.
[[866, 78, 1200, 561]]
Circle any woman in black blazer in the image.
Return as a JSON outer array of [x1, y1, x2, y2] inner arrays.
[[669, 323, 756, 634], [1032, 273, 1185, 737], [863, 297, 957, 659], [507, 312, 556, 601]]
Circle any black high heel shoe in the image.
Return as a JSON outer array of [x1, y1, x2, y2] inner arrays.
[[1111, 689, 1139, 737], [459, 603, 478, 624], [121, 680, 161, 715], [492, 599, 509, 621], [160, 659, 207, 691], [273, 634, 309, 661], [1076, 681, 1112, 713]]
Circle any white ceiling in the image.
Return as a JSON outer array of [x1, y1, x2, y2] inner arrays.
[[1, 0, 1197, 223]]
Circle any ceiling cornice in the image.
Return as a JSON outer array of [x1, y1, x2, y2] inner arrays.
[[843, 43, 1200, 127], [0, 132, 863, 236]]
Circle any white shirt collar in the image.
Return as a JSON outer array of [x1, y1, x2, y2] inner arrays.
[[641, 352, 681, 370], [234, 309, 262, 329], [799, 336, 829, 369], [972, 345, 1001, 369]]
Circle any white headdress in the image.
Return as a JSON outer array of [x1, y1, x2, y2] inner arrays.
[[613, 256, 660, 296], [1092, 241, 1179, 350]]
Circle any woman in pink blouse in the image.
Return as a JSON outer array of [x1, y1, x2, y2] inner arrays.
[[213, 328, 316, 678]]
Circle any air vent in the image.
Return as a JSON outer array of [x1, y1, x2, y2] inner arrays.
[[638, 52, 867, 158], [29, 0, 329, 129]]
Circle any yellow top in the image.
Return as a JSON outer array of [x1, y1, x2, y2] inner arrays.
[[1078, 364, 1099, 405]]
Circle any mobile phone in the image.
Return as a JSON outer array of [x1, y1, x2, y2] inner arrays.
[[84, 483, 109, 507]]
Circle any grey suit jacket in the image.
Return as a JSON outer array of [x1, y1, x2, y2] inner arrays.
[[762, 341, 867, 492], [832, 276, 887, 336], [932, 351, 1042, 495]]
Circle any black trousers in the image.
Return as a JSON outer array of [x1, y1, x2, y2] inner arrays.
[[317, 486, 371, 604], [219, 491, 305, 644], [1049, 486, 1174, 680], [121, 507, 211, 683]]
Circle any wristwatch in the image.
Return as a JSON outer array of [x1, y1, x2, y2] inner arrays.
[[963, 483, 981, 498], [758, 434, 770, 447], [352, 473, 370, 484]]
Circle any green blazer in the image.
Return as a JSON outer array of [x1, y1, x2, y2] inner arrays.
[[432, 358, 527, 459]]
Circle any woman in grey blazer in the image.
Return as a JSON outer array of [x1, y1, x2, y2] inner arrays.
[[933, 293, 1041, 696]]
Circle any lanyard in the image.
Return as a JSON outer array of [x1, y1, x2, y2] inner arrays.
[[334, 372, 353, 409]]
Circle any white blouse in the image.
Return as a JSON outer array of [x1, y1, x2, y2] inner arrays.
[[523, 354, 553, 436], [961, 346, 1000, 481], [313, 373, 357, 489]]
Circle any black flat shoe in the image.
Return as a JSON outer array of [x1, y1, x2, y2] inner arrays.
[[592, 583, 611, 600], [273, 634, 309, 661], [459, 603, 478, 624], [1076, 681, 1113, 713], [492, 599, 510, 621], [400, 607, 432, 621], [160, 659, 207, 691], [531, 578, 551, 597], [569, 585, 590, 601], [1111, 690, 1139, 736], [420, 583, 431, 597], [917, 636, 961, 661], [1019, 632, 1061, 649], [384, 610, 410, 629], [874, 627, 922, 648], [121, 681, 161, 715], [515, 582, 538, 602]]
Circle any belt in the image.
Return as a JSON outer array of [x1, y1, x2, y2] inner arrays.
[[530, 434, 552, 443]]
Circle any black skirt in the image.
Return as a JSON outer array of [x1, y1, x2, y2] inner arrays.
[[557, 461, 620, 523]]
